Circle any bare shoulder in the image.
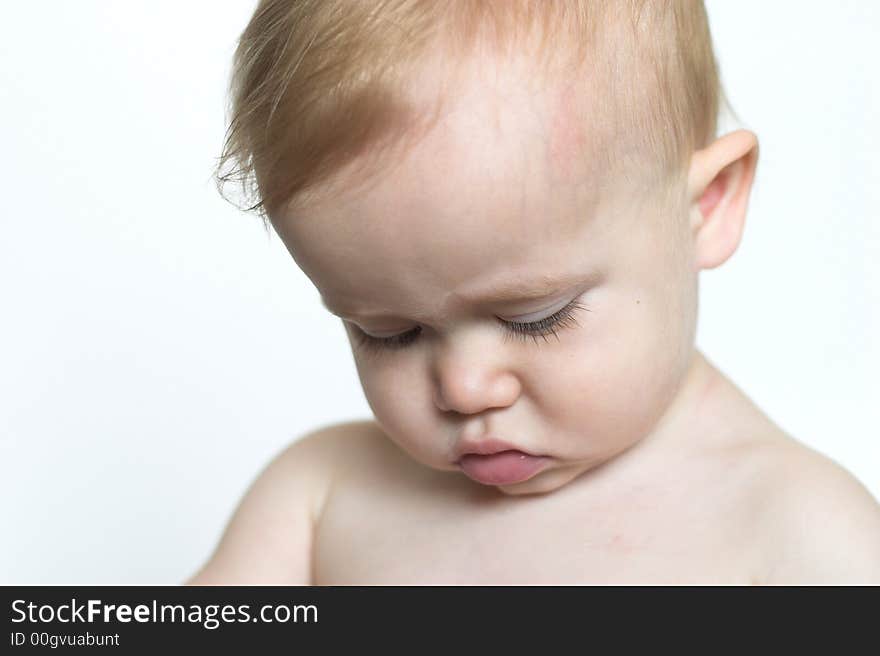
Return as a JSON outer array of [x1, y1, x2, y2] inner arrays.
[[185, 419, 381, 585], [746, 435, 880, 584]]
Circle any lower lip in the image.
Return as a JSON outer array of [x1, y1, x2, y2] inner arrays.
[[457, 450, 550, 486]]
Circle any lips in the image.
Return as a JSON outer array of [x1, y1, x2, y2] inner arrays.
[[454, 438, 550, 486]]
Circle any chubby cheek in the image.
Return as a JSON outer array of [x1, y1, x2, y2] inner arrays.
[[533, 290, 690, 459], [350, 349, 453, 469]]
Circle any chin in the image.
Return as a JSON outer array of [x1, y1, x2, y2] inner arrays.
[[496, 465, 588, 496]]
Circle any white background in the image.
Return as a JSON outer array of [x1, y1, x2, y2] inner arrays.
[[1, 1, 877, 583]]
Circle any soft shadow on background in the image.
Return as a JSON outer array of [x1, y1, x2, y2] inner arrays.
[[1, 1, 877, 583]]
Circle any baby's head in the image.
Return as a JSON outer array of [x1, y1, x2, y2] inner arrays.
[[218, 0, 758, 495]]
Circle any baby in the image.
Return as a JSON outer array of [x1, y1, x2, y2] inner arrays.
[[189, 0, 880, 584]]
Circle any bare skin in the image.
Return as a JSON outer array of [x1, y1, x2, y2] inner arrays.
[[187, 351, 880, 585], [188, 46, 880, 585]]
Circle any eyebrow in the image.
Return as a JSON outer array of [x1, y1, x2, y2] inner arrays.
[[321, 271, 598, 320]]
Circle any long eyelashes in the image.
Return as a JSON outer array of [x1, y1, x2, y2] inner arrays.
[[350, 299, 590, 355], [501, 300, 588, 346]]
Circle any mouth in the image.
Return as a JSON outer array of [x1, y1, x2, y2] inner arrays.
[[454, 439, 551, 486]]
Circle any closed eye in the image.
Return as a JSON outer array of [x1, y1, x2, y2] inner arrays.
[[350, 299, 589, 354]]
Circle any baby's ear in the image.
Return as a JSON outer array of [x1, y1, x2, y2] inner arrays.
[[687, 130, 759, 270]]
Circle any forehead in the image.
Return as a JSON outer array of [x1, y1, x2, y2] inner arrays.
[[274, 51, 634, 319], [400, 46, 606, 193]]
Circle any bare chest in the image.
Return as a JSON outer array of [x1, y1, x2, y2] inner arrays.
[[312, 477, 760, 584]]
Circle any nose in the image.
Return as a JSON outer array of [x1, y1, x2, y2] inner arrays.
[[431, 331, 522, 415]]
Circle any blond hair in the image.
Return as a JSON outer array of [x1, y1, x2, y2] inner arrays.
[[216, 0, 722, 225]]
